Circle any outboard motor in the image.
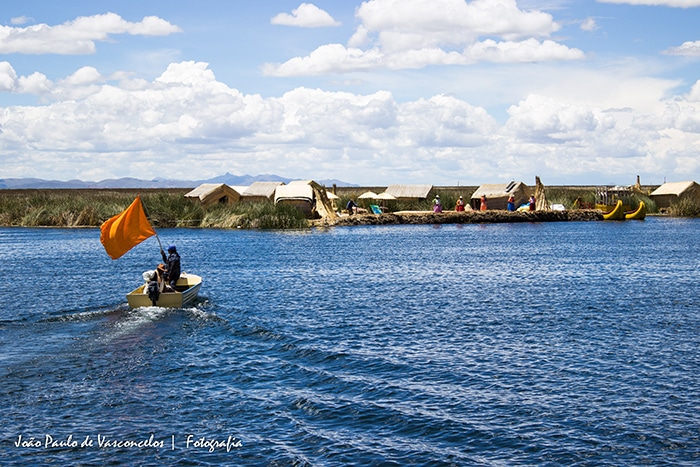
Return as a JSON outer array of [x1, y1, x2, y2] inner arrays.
[[146, 280, 160, 306]]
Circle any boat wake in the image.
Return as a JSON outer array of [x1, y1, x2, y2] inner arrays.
[[39, 306, 128, 324], [5, 300, 222, 362], [96, 306, 173, 344], [96, 303, 223, 347]]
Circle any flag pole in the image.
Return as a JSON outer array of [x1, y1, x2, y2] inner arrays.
[[138, 195, 164, 253]]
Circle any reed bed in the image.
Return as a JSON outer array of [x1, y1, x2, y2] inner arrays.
[[667, 195, 700, 217], [0, 190, 308, 229]]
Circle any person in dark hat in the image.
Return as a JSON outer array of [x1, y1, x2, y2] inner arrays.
[[160, 244, 181, 291], [346, 198, 357, 215]]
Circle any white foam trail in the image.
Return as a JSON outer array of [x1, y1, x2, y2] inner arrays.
[[98, 306, 170, 344]]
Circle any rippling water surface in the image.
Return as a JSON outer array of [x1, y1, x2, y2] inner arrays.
[[1, 218, 699, 466]]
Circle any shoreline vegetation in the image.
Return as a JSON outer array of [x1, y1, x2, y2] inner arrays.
[[0, 186, 693, 230]]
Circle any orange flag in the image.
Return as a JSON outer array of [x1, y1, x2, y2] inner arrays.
[[100, 196, 156, 260]]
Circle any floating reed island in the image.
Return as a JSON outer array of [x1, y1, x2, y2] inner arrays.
[[314, 209, 603, 227], [2, 177, 685, 230]]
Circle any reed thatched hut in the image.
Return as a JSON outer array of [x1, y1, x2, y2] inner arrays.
[[184, 183, 241, 206], [274, 180, 337, 220], [274, 182, 315, 216], [470, 182, 530, 210], [650, 181, 700, 208]]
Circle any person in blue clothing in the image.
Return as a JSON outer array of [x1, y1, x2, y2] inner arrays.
[[346, 198, 357, 215], [507, 195, 515, 211], [160, 244, 181, 290]]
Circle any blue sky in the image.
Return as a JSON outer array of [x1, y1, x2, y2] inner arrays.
[[2, 0, 700, 186]]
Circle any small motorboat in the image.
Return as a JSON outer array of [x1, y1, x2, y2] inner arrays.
[[126, 273, 202, 308]]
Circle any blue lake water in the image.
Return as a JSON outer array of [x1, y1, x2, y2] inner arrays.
[[1, 218, 699, 466]]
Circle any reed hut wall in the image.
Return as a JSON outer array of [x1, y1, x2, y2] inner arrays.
[[650, 181, 700, 208]]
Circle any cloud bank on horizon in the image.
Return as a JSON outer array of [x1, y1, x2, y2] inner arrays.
[[1, 0, 700, 186]]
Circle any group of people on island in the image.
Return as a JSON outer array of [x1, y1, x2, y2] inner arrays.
[[347, 193, 536, 216], [433, 194, 536, 212], [143, 244, 181, 305]]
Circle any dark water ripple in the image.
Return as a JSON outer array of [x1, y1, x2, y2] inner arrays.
[[1, 219, 699, 466]]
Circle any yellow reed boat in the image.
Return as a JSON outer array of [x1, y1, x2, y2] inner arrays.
[[625, 201, 647, 220], [597, 186, 646, 221], [602, 200, 625, 220]]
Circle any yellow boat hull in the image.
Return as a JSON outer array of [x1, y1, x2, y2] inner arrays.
[[603, 200, 625, 220], [126, 273, 202, 308], [625, 201, 646, 220]]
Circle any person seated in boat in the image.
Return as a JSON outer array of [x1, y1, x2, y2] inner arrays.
[[144, 264, 167, 304], [507, 195, 515, 211], [161, 244, 181, 291], [455, 196, 465, 212], [155, 263, 167, 289]]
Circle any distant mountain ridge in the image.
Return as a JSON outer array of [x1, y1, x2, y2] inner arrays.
[[0, 173, 357, 189]]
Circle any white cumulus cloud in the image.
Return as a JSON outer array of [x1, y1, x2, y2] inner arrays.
[[264, 0, 583, 76], [505, 94, 615, 142], [0, 61, 53, 94], [688, 80, 700, 101], [580, 17, 598, 32], [17, 72, 52, 94], [664, 40, 700, 56], [0, 61, 18, 91], [62, 66, 102, 86], [464, 38, 585, 63], [10, 16, 33, 25], [271, 3, 341, 28], [0, 12, 181, 55], [2, 60, 700, 185], [357, 0, 559, 46]]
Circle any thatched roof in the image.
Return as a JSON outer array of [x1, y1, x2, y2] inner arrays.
[[471, 182, 529, 200], [650, 181, 698, 196], [231, 185, 249, 194], [241, 181, 284, 199], [185, 184, 223, 200], [385, 184, 433, 199], [358, 191, 378, 199], [275, 183, 313, 201], [184, 183, 241, 205]]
